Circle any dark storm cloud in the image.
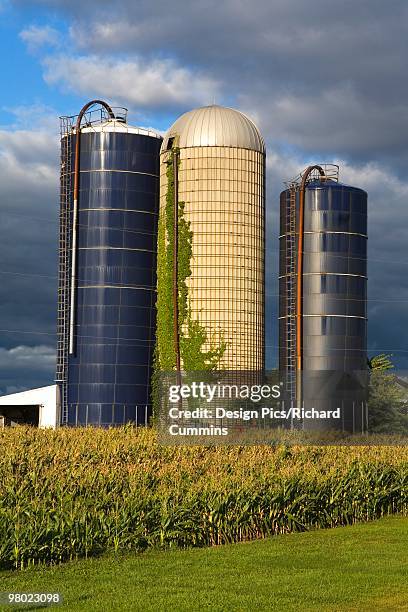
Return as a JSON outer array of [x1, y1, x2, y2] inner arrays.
[[0, 124, 58, 392], [0, 345, 55, 395], [15, 0, 408, 160]]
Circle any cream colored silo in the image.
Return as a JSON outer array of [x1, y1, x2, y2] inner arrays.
[[160, 105, 265, 371]]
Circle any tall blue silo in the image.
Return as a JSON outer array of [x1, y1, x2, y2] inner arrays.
[[279, 166, 368, 432], [56, 101, 162, 426]]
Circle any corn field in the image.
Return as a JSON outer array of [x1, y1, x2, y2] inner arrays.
[[0, 426, 407, 570]]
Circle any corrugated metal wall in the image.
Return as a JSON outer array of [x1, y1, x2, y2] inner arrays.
[[64, 129, 161, 426], [279, 179, 368, 431], [160, 145, 265, 371]]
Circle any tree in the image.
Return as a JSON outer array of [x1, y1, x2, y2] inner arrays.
[[367, 353, 394, 371], [367, 354, 408, 434]]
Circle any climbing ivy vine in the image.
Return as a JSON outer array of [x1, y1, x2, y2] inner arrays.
[[153, 147, 226, 408]]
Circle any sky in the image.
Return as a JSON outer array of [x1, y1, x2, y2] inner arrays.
[[0, 0, 407, 394]]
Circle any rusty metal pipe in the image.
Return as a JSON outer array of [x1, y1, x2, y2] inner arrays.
[[172, 148, 181, 380], [69, 100, 115, 355]]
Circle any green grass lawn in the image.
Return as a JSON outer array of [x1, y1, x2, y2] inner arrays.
[[1, 516, 407, 612]]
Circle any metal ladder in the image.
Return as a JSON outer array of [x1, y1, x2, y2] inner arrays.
[[55, 120, 73, 425], [285, 187, 297, 405]]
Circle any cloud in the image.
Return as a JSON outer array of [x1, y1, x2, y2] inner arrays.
[[0, 128, 58, 175], [28, 0, 407, 161], [19, 25, 60, 53], [241, 86, 408, 160], [1, 103, 58, 131], [42, 54, 220, 111], [0, 113, 59, 369], [65, 0, 408, 91], [14, 1, 408, 160], [0, 345, 55, 369], [0, 345, 56, 395]]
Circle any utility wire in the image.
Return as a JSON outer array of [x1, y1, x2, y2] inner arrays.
[[0, 270, 407, 304], [0, 328, 407, 354], [0, 210, 407, 267]]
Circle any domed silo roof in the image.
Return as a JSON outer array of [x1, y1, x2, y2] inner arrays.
[[161, 104, 265, 153]]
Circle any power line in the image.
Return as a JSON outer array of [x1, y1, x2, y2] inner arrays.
[[2, 270, 408, 303], [265, 293, 408, 302], [0, 328, 154, 345], [265, 344, 408, 353], [0, 210, 58, 225], [0, 270, 57, 279], [0, 329, 55, 336], [1, 211, 408, 267], [0, 327, 407, 354]]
